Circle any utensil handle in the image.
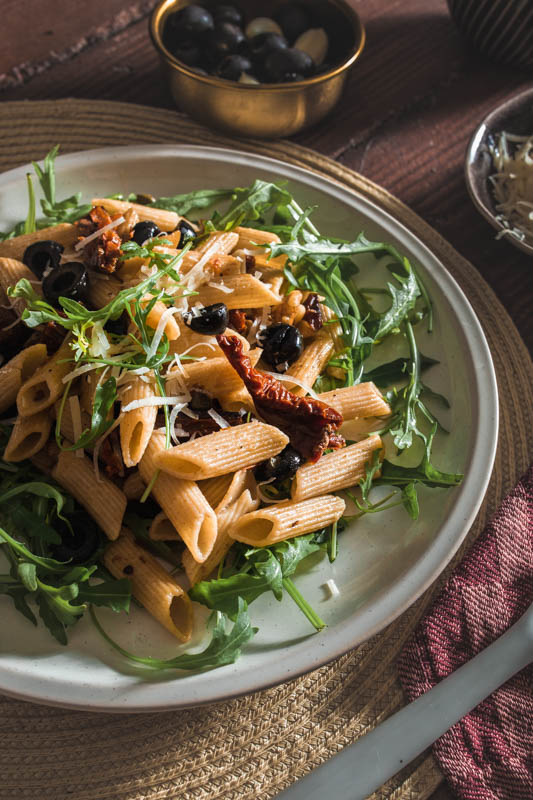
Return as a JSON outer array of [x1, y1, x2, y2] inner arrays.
[[276, 605, 533, 800]]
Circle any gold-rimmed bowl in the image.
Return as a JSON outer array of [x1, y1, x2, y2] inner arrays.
[[150, 0, 365, 139]]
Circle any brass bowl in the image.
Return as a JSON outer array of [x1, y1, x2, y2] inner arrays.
[[150, 0, 365, 139]]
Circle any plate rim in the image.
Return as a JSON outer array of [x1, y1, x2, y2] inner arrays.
[[0, 144, 499, 711]]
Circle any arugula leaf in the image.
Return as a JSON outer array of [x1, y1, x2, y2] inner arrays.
[[60, 377, 117, 451], [363, 354, 439, 388], [189, 572, 271, 619], [76, 578, 131, 612], [36, 594, 68, 645], [378, 425, 463, 490], [23, 173, 37, 234], [90, 598, 256, 671], [150, 188, 234, 216], [216, 180, 292, 229], [18, 562, 38, 592]]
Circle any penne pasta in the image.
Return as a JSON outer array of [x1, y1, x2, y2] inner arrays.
[[87, 275, 122, 309], [230, 494, 346, 547], [139, 431, 217, 562], [122, 470, 146, 500], [103, 529, 192, 642], [317, 383, 390, 420], [170, 316, 250, 359], [119, 373, 158, 467], [192, 273, 282, 309], [52, 449, 127, 540], [154, 421, 289, 481], [0, 343, 47, 414], [3, 410, 52, 462], [90, 198, 181, 232], [285, 331, 335, 395], [291, 435, 383, 502], [16, 336, 73, 417], [0, 258, 42, 316]]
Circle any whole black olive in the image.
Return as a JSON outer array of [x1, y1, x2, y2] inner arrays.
[[171, 40, 203, 66], [205, 21, 246, 61], [254, 445, 304, 483], [177, 219, 197, 248], [274, 2, 312, 42], [51, 512, 102, 564], [22, 240, 64, 279], [42, 262, 89, 307], [132, 220, 161, 245], [259, 323, 303, 369], [249, 32, 288, 65], [263, 47, 314, 82], [184, 303, 229, 335], [165, 5, 214, 41], [212, 3, 243, 26], [217, 53, 252, 81]]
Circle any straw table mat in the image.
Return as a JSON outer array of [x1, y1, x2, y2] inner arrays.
[[0, 99, 531, 800]]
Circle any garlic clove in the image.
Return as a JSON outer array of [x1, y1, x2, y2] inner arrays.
[[294, 27, 329, 66], [245, 17, 283, 39]]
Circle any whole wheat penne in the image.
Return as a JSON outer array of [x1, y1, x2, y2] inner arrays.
[[139, 431, 217, 562], [122, 470, 146, 500], [17, 336, 73, 417], [192, 273, 282, 309], [318, 383, 390, 420], [53, 395, 90, 444], [103, 529, 192, 642], [0, 223, 77, 262], [87, 275, 122, 309], [198, 473, 237, 508], [285, 331, 335, 394], [90, 198, 181, 232], [119, 373, 158, 467], [183, 487, 259, 585], [181, 232, 239, 288], [0, 258, 43, 316], [154, 421, 289, 481], [234, 226, 281, 248], [231, 494, 346, 547], [0, 343, 47, 414], [340, 416, 387, 441], [149, 511, 181, 541], [170, 317, 249, 360], [291, 435, 383, 502], [3, 410, 52, 462], [320, 303, 344, 353], [52, 449, 127, 540]]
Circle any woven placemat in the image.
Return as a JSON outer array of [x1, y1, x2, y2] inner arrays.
[[0, 99, 531, 800]]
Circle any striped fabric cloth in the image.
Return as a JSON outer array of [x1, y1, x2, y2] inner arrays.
[[398, 466, 533, 799]]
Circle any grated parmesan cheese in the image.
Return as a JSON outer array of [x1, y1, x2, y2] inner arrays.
[[324, 579, 340, 598], [260, 370, 319, 399], [74, 216, 125, 251], [121, 395, 186, 413], [488, 131, 533, 245], [207, 281, 234, 294], [207, 408, 230, 428]]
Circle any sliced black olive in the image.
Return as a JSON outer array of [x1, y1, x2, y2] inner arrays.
[[249, 32, 288, 64], [22, 240, 64, 279], [51, 512, 102, 564], [132, 220, 161, 245], [184, 303, 229, 335], [205, 21, 246, 60], [217, 53, 253, 80], [42, 261, 89, 307], [165, 5, 214, 41], [254, 445, 304, 483], [177, 219, 197, 247], [212, 3, 243, 27], [263, 47, 314, 82], [259, 323, 303, 369], [274, 3, 312, 42]]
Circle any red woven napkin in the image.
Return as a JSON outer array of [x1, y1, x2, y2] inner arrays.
[[397, 466, 533, 800]]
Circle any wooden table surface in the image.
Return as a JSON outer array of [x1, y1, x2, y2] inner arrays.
[[1, 1, 531, 798]]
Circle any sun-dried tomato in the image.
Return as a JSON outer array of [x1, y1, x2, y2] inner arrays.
[[174, 404, 247, 440], [228, 309, 248, 335], [217, 334, 344, 462], [302, 293, 323, 331], [245, 254, 256, 272], [25, 321, 66, 355], [76, 206, 122, 274]]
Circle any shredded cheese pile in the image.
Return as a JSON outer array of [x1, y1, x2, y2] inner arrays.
[[488, 131, 533, 245]]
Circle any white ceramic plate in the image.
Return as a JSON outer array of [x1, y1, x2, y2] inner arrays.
[[0, 146, 498, 712]]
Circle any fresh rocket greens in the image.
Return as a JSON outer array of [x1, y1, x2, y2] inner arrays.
[[0, 146, 91, 241], [0, 428, 131, 644], [0, 149, 464, 673]]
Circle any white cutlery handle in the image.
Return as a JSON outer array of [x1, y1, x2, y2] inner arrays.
[[276, 604, 533, 800]]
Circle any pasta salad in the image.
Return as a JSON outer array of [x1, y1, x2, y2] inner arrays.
[[0, 148, 463, 672]]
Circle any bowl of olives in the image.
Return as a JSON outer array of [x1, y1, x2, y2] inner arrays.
[[150, 0, 365, 138]]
